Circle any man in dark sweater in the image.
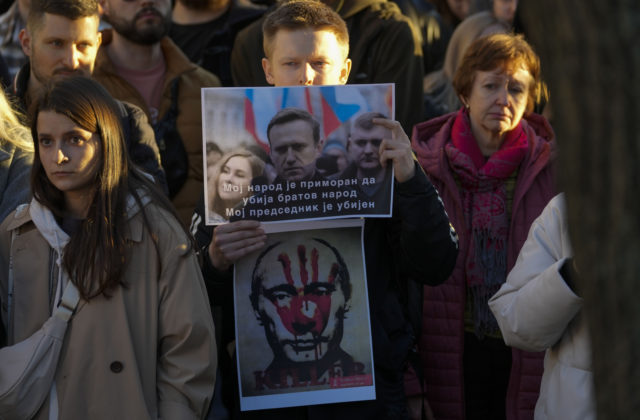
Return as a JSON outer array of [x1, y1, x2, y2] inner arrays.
[[230, 0, 424, 134]]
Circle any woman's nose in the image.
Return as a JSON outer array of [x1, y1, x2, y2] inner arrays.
[[57, 148, 69, 165], [496, 87, 509, 105]]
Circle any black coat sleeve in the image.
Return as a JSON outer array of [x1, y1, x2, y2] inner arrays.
[[389, 161, 458, 286], [190, 192, 232, 308]]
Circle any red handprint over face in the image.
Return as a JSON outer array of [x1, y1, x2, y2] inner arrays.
[[255, 238, 350, 363], [272, 245, 339, 337]]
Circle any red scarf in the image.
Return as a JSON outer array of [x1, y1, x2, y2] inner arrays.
[[445, 109, 528, 336]]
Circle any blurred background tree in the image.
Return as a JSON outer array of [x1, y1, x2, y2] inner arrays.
[[520, 1, 640, 418]]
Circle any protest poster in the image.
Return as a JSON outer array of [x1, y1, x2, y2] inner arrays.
[[233, 219, 375, 411], [201, 84, 394, 224]]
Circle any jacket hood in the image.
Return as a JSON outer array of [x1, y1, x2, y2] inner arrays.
[[29, 199, 69, 255]]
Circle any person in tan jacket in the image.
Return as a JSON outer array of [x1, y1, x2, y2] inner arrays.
[[94, 0, 221, 226], [0, 77, 216, 419]]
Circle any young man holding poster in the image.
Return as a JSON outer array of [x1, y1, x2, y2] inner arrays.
[[191, 0, 458, 417]]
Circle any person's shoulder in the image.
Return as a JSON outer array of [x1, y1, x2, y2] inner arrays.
[[523, 113, 555, 144], [413, 111, 457, 147], [233, 13, 265, 45], [1, 202, 33, 232], [354, 0, 413, 24], [0, 137, 18, 159], [0, 138, 33, 171], [191, 65, 222, 87], [139, 199, 182, 230], [521, 113, 557, 165], [228, 0, 266, 27]]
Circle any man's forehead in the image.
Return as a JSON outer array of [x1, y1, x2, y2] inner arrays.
[[37, 13, 100, 37], [269, 119, 314, 143], [350, 124, 390, 140], [270, 27, 348, 63]]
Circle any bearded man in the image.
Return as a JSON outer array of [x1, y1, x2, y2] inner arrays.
[[94, 0, 221, 226]]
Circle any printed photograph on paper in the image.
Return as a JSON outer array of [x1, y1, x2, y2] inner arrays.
[[233, 220, 375, 411], [201, 84, 395, 224]]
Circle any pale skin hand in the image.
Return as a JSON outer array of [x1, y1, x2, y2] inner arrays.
[[373, 118, 416, 183], [208, 220, 267, 270]]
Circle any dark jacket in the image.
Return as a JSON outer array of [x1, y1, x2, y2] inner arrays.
[[169, 0, 265, 86], [230, 0, 424, 134], [11, 63, 168, 194], [411, 111, 557, 420], [191, 162, 458, 418], [340, 162, 393, 214], [0, 139, 31, 223]]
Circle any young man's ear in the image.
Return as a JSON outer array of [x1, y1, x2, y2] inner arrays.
[[19, 28, 32, 57], [339, 58, 352, 85], [262, 57, 275, 85]]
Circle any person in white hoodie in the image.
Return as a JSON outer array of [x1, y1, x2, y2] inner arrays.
[[488, 193, 595, 420]]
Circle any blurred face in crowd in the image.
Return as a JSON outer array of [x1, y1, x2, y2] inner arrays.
[[348, 124, 389, 174], [217, 155, 253, 205], [101, 0, 171, 44], [446, 0, 470, 21], [254, 239, 350, 363], [493, 0, 518, 24], [20, 14, 101, 89], [268, 119, 323, 181], [463, 66, 532, 144], [262, 28, 351, 86]]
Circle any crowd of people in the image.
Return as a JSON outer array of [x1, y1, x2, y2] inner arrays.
[[0, 0, 592, 419]]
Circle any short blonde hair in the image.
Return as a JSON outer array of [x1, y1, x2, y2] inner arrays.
[[262, 0, 349, 59]]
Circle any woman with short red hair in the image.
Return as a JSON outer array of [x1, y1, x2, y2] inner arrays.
[[412, 33, 556, 420]]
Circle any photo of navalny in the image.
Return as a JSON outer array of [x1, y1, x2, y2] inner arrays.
[[201, 84, 395, 224]]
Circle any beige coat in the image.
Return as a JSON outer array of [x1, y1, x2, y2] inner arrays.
[[0, 200, 217, 419]]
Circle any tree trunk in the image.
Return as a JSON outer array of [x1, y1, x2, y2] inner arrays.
[[519, 1, 640, 418]]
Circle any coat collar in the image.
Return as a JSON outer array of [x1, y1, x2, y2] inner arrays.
[[4, 194, 152, 243]]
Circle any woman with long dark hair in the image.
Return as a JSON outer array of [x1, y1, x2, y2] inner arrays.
[[0, 77, 216, 419]]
